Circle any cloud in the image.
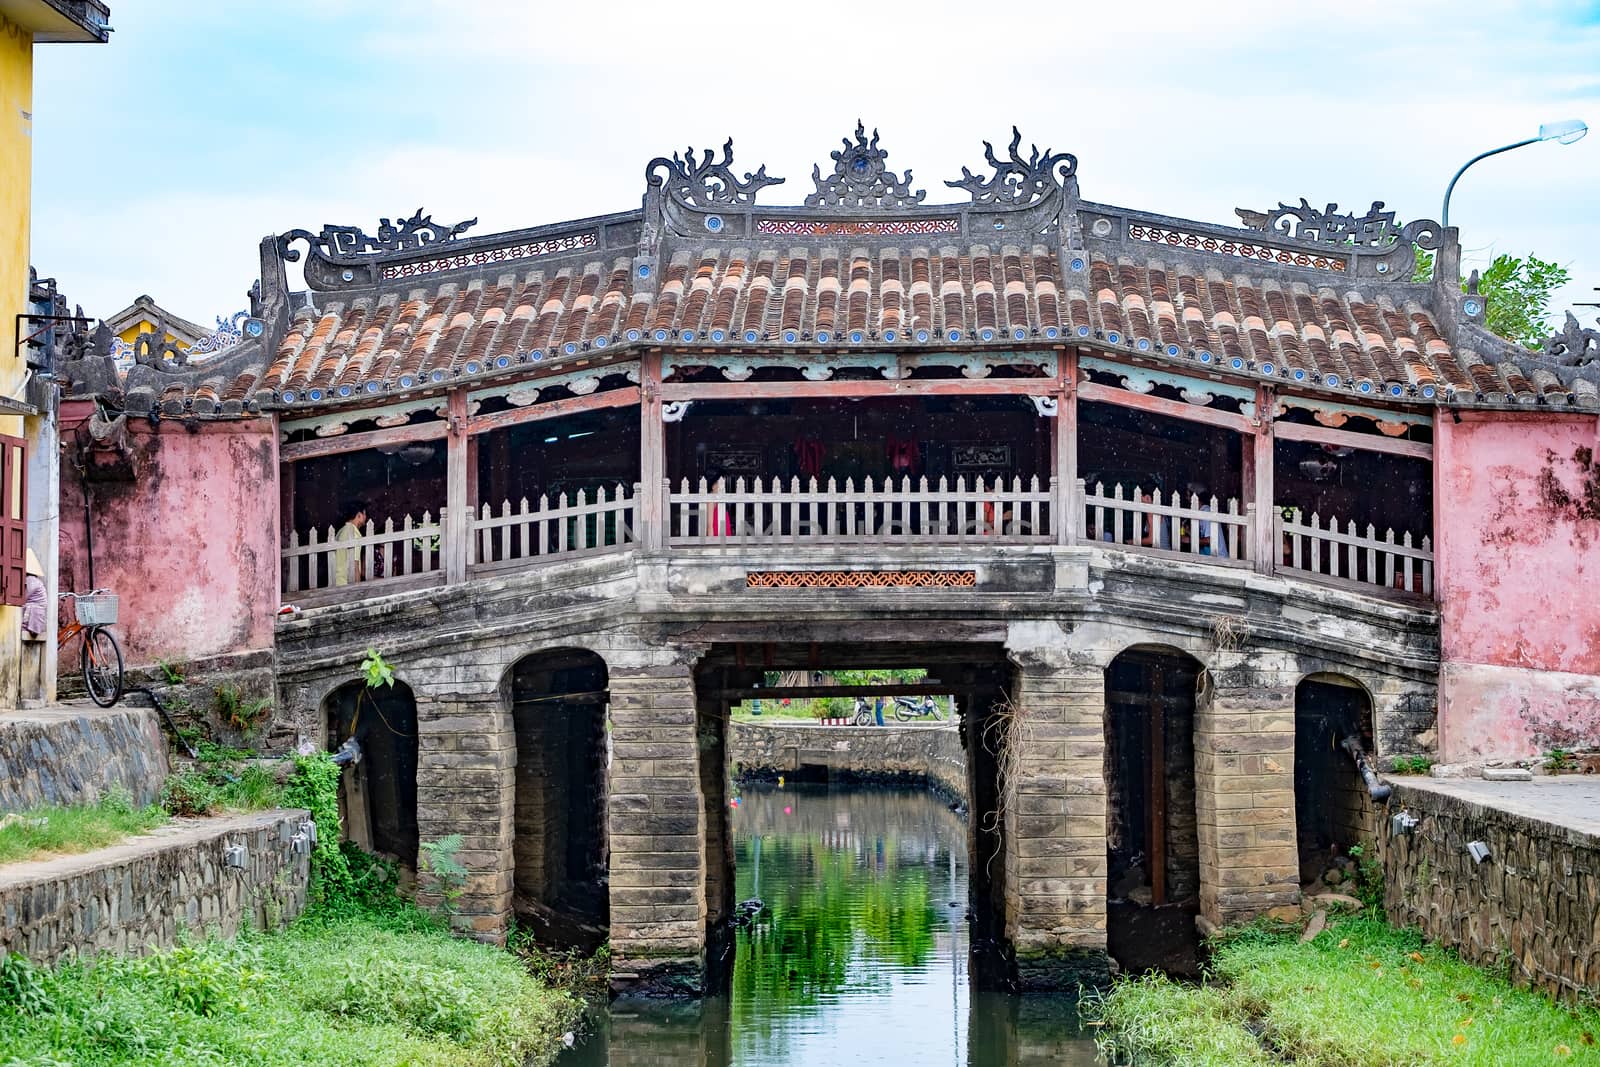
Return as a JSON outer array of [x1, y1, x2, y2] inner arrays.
[[27, 0, 1600, 323]]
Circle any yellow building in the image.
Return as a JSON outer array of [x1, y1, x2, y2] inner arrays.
[[0, 0, 111, 710]]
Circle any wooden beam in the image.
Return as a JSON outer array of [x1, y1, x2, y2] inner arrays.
[[1057, 351, 1078, 546], [1254, 385, 1275, 574], [465, 386, 641, 436], [1273, 418, 1432, 460], [281, 420, 446, 462], [639, 353, 665, 551], [657, 378, 1053, 402], [1076, 380, 1255, 435], [714, 683, 953, 700], [445, 390, 469, 584]]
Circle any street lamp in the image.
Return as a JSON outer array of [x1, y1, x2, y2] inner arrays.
[[1441, 120, 1588, 226]]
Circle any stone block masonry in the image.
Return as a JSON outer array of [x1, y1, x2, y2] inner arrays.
[[729, 720, 967, 799], [1381, 777, 1600, 1006], [0, 810, 310, 967], [607, 664, 707, 995], [0, 706, 170, 812], [1003, 663, 1111, 990]]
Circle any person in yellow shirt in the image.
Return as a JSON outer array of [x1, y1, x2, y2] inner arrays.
[[332, 501, 369, 587]]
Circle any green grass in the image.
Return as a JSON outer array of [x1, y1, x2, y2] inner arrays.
[[0, 907, 580, 1067], [1092, 916, 1600, 1065], [0, 788, 167, 865]]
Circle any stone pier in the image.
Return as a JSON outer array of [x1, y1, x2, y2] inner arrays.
[[606, 663, 707, 994], [1003, 658, 1112, 989], [1193, 650, 1301, 927]]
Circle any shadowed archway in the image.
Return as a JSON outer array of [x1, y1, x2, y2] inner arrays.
[[1295, 674, 1378, 889], [323, 678, 419, 867], [509, 648, 610, 943]]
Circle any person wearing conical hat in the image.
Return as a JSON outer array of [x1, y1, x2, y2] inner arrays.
[[21, 549, 46, 639]]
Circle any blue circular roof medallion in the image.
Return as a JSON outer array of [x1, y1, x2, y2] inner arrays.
[[365, 380, 380, 392], [593, 335, 608, 349], [1229, 356, 1245, 370], [783, 329, 799, 344], [882, 329, 897, 342], [281, 390, 296, 402], [1463, 298, 1482, 316], [1166, 344, 1180, 356], [948, 329, 962, 342], [430, 370, 445, 382], [1136, 338, 1150, 351], [1260, 362, 1275, 376], [495, 355, 511, 367], [1325, 374, 1340, 386], [564, 342, 578, 355], [399, 374, 415, 387], [711, 329, 726, 342], [1070, 257, 1086, 272], [850, 330, 864, 343], [680, 330, 695, 343], [1421, 384, 1436, 398], [1107, 331, 1121, 344], [1014, 327, 1028, 340], [816, 330, 830, 343], [626, 328, 641, 342], [653, 328, 669, 342], [465, 361, 481, 374], [744, 329, 760, 343], [980, 328, 995, 342], [531, 351, 544, 362], [916, 329, 930, 343], [1077, 324, 1090, 337], [337, 385, 352, 397], [637, 263, 651, 279], [1044, 326, 1059, 339], [1292, 368, 1306, 381], [308, 388, 323, 400], [705, 215, 724, 233], [1389, 383, 1404, 397], [1358, 379, 1373, 394], [1198, 350, 1213, 363]]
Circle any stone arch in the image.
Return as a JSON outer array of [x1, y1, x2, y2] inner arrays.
[[1104, 644, 1204, 975], [506, 646, 610, 943], [1293, 671, 1379, 891], [321, 677, 419, 867]]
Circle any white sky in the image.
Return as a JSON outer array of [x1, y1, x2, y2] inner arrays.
[[29, 0, 1600, 333]]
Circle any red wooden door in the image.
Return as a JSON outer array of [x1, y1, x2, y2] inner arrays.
[[0, 433, 26, 607]]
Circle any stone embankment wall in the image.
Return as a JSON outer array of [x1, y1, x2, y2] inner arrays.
[[0, 810, 310, 966], [1380, 778, 1599, 1005], [730, 721, 967, 799], [0, 706, 169, 812]]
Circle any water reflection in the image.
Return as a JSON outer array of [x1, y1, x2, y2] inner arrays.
[[559, 783, 1104, 1066]]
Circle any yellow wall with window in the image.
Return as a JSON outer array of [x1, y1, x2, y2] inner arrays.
[[0, 12, 33, 439]]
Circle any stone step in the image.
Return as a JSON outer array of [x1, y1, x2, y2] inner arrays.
[[0, 704, 170, 813]]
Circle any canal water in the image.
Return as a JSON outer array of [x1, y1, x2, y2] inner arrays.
[[559, 782, 1105, 1065]]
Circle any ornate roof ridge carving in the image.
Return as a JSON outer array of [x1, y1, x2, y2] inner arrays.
[[945, 126, 1076, 208], [279, 208, 478, 265], [646, 138, 785, 209], [805, 122, 925, 209], [1238, 199, 1445, 252], [1542, 312, 1600, 368]]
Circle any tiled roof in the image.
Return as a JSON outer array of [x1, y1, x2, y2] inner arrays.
[[93, 127, 1597, 415]]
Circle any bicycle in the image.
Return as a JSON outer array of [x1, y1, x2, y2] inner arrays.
[[58, 590, 124, 707]]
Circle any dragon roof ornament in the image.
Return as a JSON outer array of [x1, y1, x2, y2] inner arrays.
[[805, 122, 926, 209], [646, 139, 785, 208], [278, 208, 478, 263], [1249, 199, 1445, 251], [1543, 312, 1600, 367], [946, 127, 1076, 207]]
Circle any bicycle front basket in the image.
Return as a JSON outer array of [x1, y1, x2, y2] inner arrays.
[[74, 594, 119, 626]]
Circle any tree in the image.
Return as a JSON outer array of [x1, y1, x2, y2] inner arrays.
[[1415, 250, 1570, 350]]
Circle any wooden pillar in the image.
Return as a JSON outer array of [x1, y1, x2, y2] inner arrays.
[[1055, 350, 1079, 546], [446, 389, 469, 583], [1431, 412, 1449, 597], [639, 352, 666, 551], [1253, 385, 1275, 573]]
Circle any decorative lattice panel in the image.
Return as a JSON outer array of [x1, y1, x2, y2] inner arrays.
[[745, 569, 977, 589]]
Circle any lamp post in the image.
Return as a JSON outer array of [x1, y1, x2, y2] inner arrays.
[[1441, 120, 1587, 227]]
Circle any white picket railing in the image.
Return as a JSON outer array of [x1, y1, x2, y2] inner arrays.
[[1080, 480, 1250, 563], [469, 484, 637, 574], [1275, 509, 1433, 596], [667, 475, 1054, 546], [282, 512, 444, 595]]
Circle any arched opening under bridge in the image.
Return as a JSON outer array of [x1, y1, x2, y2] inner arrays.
[[1295, 675, 1379, 892], [323, 678, 419, 868]]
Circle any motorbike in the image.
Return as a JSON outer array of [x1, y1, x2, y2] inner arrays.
[[852, 696, 876, 726], [893, 695, 941, 722]]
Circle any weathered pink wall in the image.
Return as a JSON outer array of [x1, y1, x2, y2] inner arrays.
[[58, 402, 279, 669], [1435, 413, 1600, 761]]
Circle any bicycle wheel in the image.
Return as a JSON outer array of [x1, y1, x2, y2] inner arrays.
[[82, 626, 124, 707]]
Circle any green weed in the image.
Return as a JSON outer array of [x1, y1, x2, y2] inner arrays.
[[0, 789, 166, 864]]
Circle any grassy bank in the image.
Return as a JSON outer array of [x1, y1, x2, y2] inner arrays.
[[0, 905, 580, 1067], [0, 788, 166, 865], [1092, 916, 1600, 1065]]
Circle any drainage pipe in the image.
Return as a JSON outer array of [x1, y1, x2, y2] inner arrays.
[[1340, 735, 1392, 801]]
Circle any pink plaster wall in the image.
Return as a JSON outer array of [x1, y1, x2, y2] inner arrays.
[[58, 403, 279, 669], [1435, 413, 1600, 760]]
